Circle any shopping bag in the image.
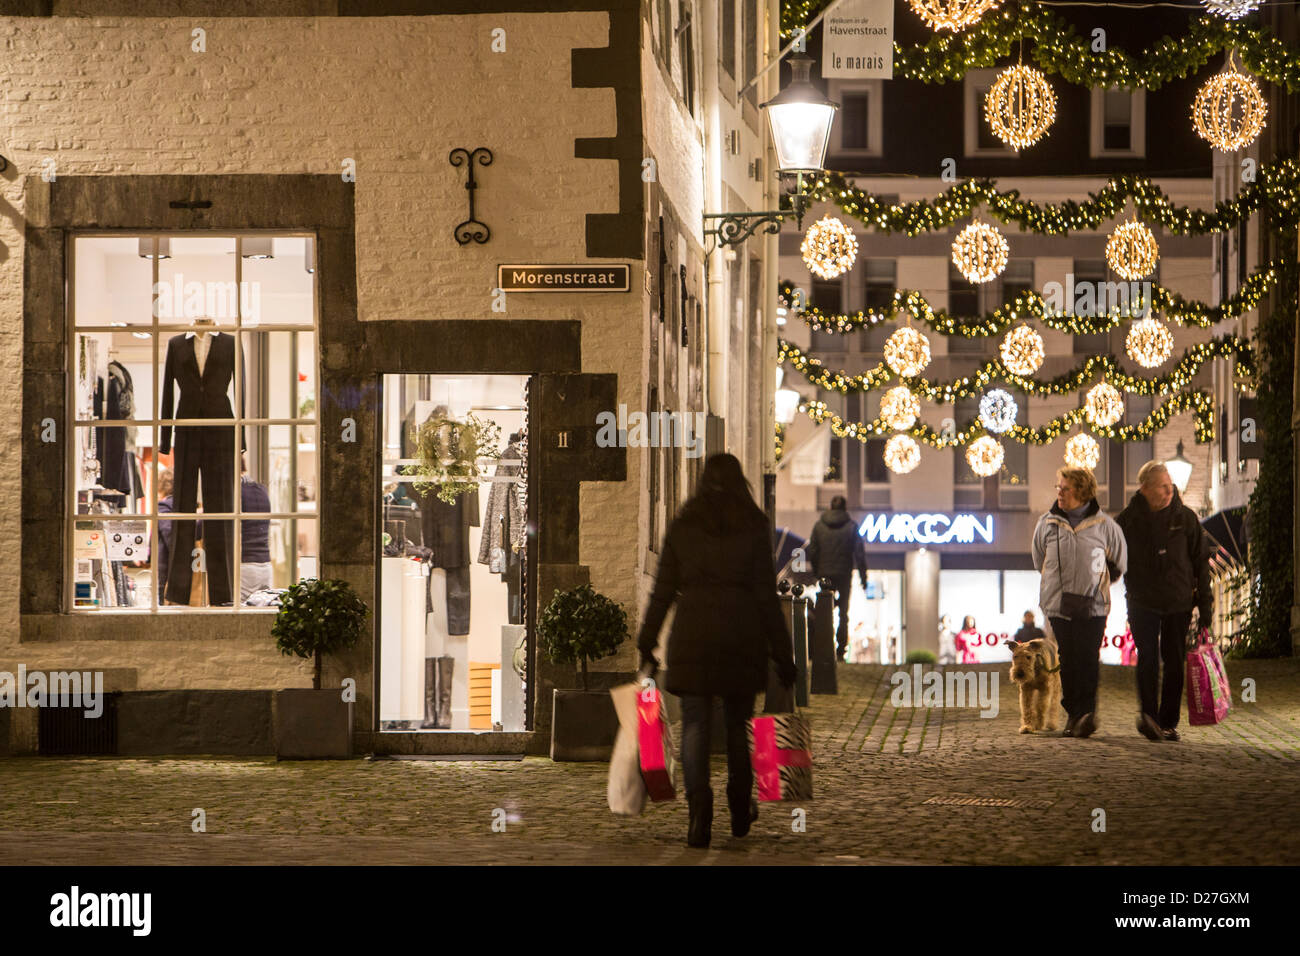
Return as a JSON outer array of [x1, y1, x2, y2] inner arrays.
[[636, 684, 677, 802], [1186, 639, 1231, 726], [607, 684, 647, 815], [748, 711, 813, 802]]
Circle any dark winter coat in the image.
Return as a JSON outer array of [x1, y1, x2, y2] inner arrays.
[[636, 509, 795, 698], [1012, 624, 1046, 645], [805, 507, 866, 578], [1115, 489, 1213, 620]]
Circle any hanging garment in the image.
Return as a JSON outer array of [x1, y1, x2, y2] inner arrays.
[[159, 332, 245, 606], [477, 443, 526, 573], [409, 483, 479, 570], [93, 361, 138, 495]]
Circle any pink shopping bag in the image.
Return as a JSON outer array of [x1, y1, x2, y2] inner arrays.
[[636, 687, 676, 802], [1186, 638, 1231, 726], [748, 713, 813, 802]]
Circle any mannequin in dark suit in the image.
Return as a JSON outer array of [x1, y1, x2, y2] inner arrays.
[[159, 329, 245, 606]]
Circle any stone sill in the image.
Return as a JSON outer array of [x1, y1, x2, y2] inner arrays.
[[359, 731, 537, 756], [21, 613, 275, 643]]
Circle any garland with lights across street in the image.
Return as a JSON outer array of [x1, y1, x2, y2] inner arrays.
[[801, 387, 1216, 447], [781, 3, 1300, 91], [779, 336, 1255, 400], [803, 163, 1300, 238]]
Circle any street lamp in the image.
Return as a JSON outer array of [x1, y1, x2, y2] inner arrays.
[[1165, 440, 1194, 493], [704, 53, 838, 248]]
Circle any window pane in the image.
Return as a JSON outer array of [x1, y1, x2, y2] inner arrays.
[[954, 399, 982, 483], [73, 237, 154, 326], [72, 517, 152, 608], [949, 263, 984, 354], [841, 94, 869, 149], [864, 437, 888, 483], [721, 0, 735, 75], [156, 237, 238, 327], [239, 236, 315, 326], [975, 86, 1002, 149]]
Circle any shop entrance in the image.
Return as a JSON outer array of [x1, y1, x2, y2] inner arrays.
[[377, 373, 529, 732]]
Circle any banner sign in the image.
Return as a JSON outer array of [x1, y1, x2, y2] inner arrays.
[[822, 0, 894, 79]]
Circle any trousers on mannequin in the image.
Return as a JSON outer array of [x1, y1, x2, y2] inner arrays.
[[166, 425, 235, 606]]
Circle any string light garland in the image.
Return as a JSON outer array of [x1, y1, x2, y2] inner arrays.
[[951, 221, 1009, 283], [979, 389, 1018, 434], [1202, 1, 1261, 22], [1126, 318, 1176, 369], [801, 216, 859, 280], [884, 326, 932, 377], [881, 386, 922, 430], [1086, 382, 1125, 427], [1106, 220, 1160, 280], [1001, 325, 1045, 375], [884, 434, 923, 474], [985, 65, 1057, 149], [1065, 433, 1102, 470], [1192, 62, 1268, 151], [966, 436, 1005, 477], [908, 0, 1000, 33]]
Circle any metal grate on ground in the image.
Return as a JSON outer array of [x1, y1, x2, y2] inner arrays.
[[922, 795, 1056, 809]]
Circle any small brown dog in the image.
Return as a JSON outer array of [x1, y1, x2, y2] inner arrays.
[[1007, 638, 1062, 734]]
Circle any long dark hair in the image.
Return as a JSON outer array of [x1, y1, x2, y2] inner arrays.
[[678, 453, 767, 535]]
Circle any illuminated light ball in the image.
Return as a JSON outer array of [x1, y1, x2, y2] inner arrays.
[[800, 216, 859, 280], [966, 435, 1004, 478], [978, 388, 1018, 434], [1000, 324, 1045, 375], [1085, 382, 1125, 427], [908, 0, 1001, 32], [985, 65, 1057, 149], [1125, 318, 1175, 369], [884, 434, 922, 475], [1105, 220, 1160, 280], [1065, 433, 1101, 470], [1201, 0, 1260, 19], [951, 222, 1010, 284], [880, 386, 922, 431], [884, 326, 932, 377], [1192, 69, 1267, 152]]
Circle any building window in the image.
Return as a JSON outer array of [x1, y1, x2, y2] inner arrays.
[[953, 398, 983, 487], [819, 388, 845, 483], [1000, 259, 1034, 308], [743, 0, 758, 104], [679, 0, 697, 117], [1090, 87, 1145, 158], [964, 69, 1015, 156], [69, 235, 317, 611], [861, 258, 896, 352], [999, 394, 1029, 508], [1125, 395, 1154, 490], [809, 278, 846, 352], [657, 0, 673, 67], [829, 81, 884, 156], [1071, 258, 1110, 354], [720, 0, 736, 78], [948, 261, 986, 354]]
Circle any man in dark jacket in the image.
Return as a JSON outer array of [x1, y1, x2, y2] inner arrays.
[[1012, 610, 1046, 645], [1115, 461, 1213, 743], [805, 496, 867, 662]]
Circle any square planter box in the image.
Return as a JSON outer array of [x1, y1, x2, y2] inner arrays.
[[550, 688, 618, 762], [274, 689, 353, 760]]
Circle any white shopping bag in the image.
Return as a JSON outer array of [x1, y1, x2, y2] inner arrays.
[[607, 683, 647, 816]]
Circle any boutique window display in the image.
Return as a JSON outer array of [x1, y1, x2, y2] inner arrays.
[[379, 374, 529, 732], [68, 234, 318, 611]]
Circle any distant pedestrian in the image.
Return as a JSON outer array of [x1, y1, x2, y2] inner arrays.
[[954, 616, 979, 664], [1115, 461, 1213, 743], [1013, 610, 1046, 645], [636, 453, 797, 849], [805, 495, 867, 662], [1032, 467, 1128, 739], [938, 614, 957, 665]]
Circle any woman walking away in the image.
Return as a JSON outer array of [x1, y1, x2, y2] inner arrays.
[[1031, 467, 1127, 739], [636, 453, 797, 849]]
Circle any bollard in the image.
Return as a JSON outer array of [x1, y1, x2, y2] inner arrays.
[[809, 579, 838, 694]]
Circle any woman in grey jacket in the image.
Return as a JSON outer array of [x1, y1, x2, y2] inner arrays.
[[1031, 467, 1128, 739]]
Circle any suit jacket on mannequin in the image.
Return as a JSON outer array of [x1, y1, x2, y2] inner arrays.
[[159, 332, 245, 455]]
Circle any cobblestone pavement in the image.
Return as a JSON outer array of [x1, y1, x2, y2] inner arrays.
[[1, 659, 1297, 865]]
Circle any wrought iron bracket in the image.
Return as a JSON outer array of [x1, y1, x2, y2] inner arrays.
[[449, 146, 492, 245], [703, 190, 810, 249]]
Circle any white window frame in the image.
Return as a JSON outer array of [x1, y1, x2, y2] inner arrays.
[[963, 68, 1016, 158], [828, 79, 884, 158], [1090, 86, 1146, 159]]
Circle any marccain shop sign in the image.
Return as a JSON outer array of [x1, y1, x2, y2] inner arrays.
[[858, 512, 996, 545], [497, 264, 630, 292]]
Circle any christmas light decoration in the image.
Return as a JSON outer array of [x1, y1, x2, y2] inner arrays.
[[1065, 433, 1101, 469], [1192, 63, 1267, 152], [1001, 324, 1045, 375], [800, 216, 859, 280], [979, 389, 1018, 434], [1126, 318, 1176, 368], [1086, 382, 1125, 427], [951, 221, 1009, 283], [881, 386, 922, 430], [884, 326, 932, 377], [908, 0, 999, 33], [1201, 1, 1261, 21], [985, 65, 1056, 149], [884, 434, 922, 474], [1106, 220, 1160, 280], [966, 436, 1005, 477]]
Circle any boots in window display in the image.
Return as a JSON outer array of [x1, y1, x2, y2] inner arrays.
[[420, 658, 438, 729], [436, 656, 455, 728]]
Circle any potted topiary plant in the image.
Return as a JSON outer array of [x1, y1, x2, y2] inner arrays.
[[538, 583, 629, 762], [271, 578, 369, 759]]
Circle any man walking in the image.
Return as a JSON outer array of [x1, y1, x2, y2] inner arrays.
[[1115, 461, 1213, 742], [806, 495, 867, 662]]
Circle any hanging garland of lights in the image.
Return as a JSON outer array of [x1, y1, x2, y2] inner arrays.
[[778, 336, 1255, 401], [908, 0, 1001, 33], [1126, 317, 1176, 368], [966, 436, 1006, 477], [979, 389, 1019, 434], [1065, 433, 1102, 470], [985, 64, 1057, 149], [1106, 219, 1160, 280], [1192, 58, 1269, 151], [801, 215, 859, 279], [884, 433, 923, 474], [881, 386, 922, 431], [951, 221, 1009, 283], [800, 161, 1300, 238], [799, 387, 1217, 447], [780, 259, 1279, 337]]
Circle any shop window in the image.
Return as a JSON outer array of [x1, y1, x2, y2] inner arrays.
[[69, 235, 317, 612], [378, 373, 529, 732]]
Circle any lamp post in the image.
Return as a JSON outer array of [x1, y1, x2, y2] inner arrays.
[[1166, 440, 1194, 493], [703, 54, 838, 248]]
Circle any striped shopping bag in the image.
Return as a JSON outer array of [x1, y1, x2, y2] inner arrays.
[[748, 710, 813, 802]]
